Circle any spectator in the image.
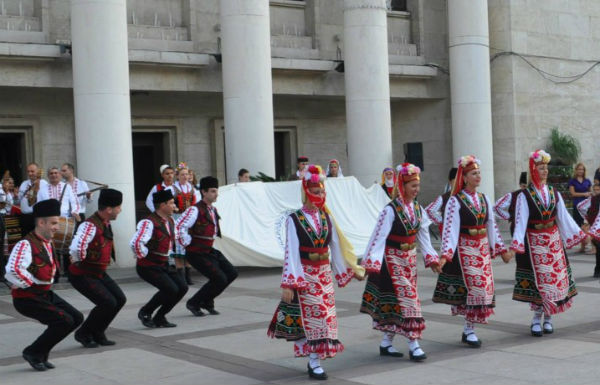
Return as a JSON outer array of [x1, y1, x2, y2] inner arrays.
[[326, 159, 344, 178], [238, 168, 250, 183], [569, 162, 592, 252], [189, 169, 200, 190], [288, 156, 309, 181], [594, 164, 600, 186]]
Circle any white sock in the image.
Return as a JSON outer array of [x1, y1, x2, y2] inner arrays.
[[380, 332, 399, 352], [531, 310, 543, 332], [309, 353, 323, 374], [408, 339, 424, 355], [464, 321, 478, 341], [544, 314, 553, 323]]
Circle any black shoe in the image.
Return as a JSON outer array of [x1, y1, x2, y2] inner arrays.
[[461, 332, 482, 348], [185, 267, 194, 285], [530, 323, 543, 337], [154, 317, 177, 328], [200, 305, 220, 315], [409, 349, 427, 362], [94, 335, 116, 346], [307, 363, 328, 380], [379, 345, 404, 357], [43, 360, 56, 369], [543, 321, 554, 334], [75, 332, 99, 348], [186, 303, 206, 317], [22, 352, 46, 371], [594, 268, 599, 278], [138, 309, 156, 328]]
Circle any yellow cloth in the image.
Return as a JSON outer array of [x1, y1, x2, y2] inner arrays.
[[324, 204, 365, 279]]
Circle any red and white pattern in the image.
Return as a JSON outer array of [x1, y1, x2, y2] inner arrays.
[[454, 234, 495, 323], [527, 228, 572, 315], [130, 219, 155, 259], [297, 261, 343, 359], [425, 195, 443, 226], [69, 221, 97, 263], [494, 192, 512, 221], [5, 239, 55, 288]]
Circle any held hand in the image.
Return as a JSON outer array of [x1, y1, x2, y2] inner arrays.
[[355, 273, 366, 281], [85, 192, 92, 200], [438, 257, 447, 270], [281, 288, 294, 304], [501, 250, 514, 264], [72, 213, 81, 222], [430, 262, 442, 274]]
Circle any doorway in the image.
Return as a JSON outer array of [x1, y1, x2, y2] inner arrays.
[[0, 132, 26, 186], [132, 131, 171, 221]]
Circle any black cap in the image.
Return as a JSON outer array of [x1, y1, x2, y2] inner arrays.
[[153, 189, 174, 206], [519, 171, 528, 185], [33, 199, 61, 218], [200, 176, 219, 191], [297, 156, 309, 163], [448, 167, 458, 181], [98, 188, 123, 207]]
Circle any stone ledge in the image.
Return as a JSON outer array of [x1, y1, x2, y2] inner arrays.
[[271, 57, 336, 72], [389, 63, 438, 78], [129, 50, 210, 67], [0, 42, 60, 59]]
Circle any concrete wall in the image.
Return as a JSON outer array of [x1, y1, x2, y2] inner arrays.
[[489, 0, 600, 196]]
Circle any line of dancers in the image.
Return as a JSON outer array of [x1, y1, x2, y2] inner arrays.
[[268, 150, 589, 380]]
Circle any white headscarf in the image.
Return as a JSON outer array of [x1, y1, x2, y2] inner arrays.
[[326, 159, 344, 178]]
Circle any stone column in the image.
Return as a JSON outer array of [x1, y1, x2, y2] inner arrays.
[[343, 0, 393, 186], [220, 0, 276, 184], [71, 0, 136, 267], [448, 0, 495, 197]]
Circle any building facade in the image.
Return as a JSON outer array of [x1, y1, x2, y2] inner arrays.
[[1, 0, 598, 264]]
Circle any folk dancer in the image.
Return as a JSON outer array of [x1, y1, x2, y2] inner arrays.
[[380, 167, 396, 199], [425, 167, 458, 235], [131, 189, 188, 328], [176, 176, 238, 316], [493, 171, 528, 236], [508, 150, 585, 336], [172, 162, 201, 285], [360, 163, 440, 361], [4, 199, 83, 371], [268, 165, 363, 380], [68, 189, 126, 348], [432, 155, 510, 347], [145, 164, 176, 212], [577, 183, 600, 277]]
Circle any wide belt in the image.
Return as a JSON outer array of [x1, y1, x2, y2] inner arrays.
[[528, 220, 556, 230], [460, 226, 487, 236], [192, 235, 216, 240], [299, 246, 329, 261]]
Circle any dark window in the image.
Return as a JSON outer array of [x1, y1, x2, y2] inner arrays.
[[403, 142, 424, 171], [390, 0, 407, 11]]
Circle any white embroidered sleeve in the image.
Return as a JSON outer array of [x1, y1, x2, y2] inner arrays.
[[175, 206, 198, 247], [494, 192, 512, 221], [440, 196, 460, 261], [145, 186, 157, 212], [361, 206, 394, 272], [69, 221, 97, 263], [194, 189, 202, 203], [130, 219, 154, 259], [577, 197, 591, 220], [417, 210, 439, 267], [425, 195, 443, 226], [281, 216, 306, 289], [4, 241, 36, 288], [556, 192, 586, 249], [510, 192, 529, 253], [329, 222, 354, 288], [65, 184, 80, 215], [485, 194, 507, 257], [589, 201, 600, 241]]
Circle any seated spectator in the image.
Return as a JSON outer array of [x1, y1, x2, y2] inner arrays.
[[238, 168, 250, 183], [326, 159, 344, 178]]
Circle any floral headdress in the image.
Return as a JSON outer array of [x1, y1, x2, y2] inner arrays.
[[451, 155, 481, 195], [176, 161, 188, 171], [529, 149, 551, 190], [393, 163, 421, 201], [303, 164, 326, 188]]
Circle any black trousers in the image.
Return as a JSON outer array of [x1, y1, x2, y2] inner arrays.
[[136, 264, 188, 319], [0, 214, 6, 277], [186, 249, 238, 309], [594, 239, 600, 272], [13, 291, 83, 360], [69, 272, 126, 339]]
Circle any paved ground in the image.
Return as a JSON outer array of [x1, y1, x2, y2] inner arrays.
[[1, 244, 600, 384]]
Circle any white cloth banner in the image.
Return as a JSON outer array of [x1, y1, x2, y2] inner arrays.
[[213, 177, 390, 267]]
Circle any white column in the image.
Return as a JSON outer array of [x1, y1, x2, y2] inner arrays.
[[343, 0, 393, 186], [71, 0, 135, 267], [448, 0, 495, 198], [220, 0, 275, 184]]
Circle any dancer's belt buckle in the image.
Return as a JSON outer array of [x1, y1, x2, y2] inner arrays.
[[308, 252, 330, 261], [534, 221, 555, 230], [468, 228, 486, 236], [400, 243, 417, 251]]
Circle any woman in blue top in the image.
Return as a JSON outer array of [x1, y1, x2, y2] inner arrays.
[[569, 163, 592, 252]]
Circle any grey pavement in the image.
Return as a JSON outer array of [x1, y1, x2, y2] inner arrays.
[[1, 245, 600, 384]]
